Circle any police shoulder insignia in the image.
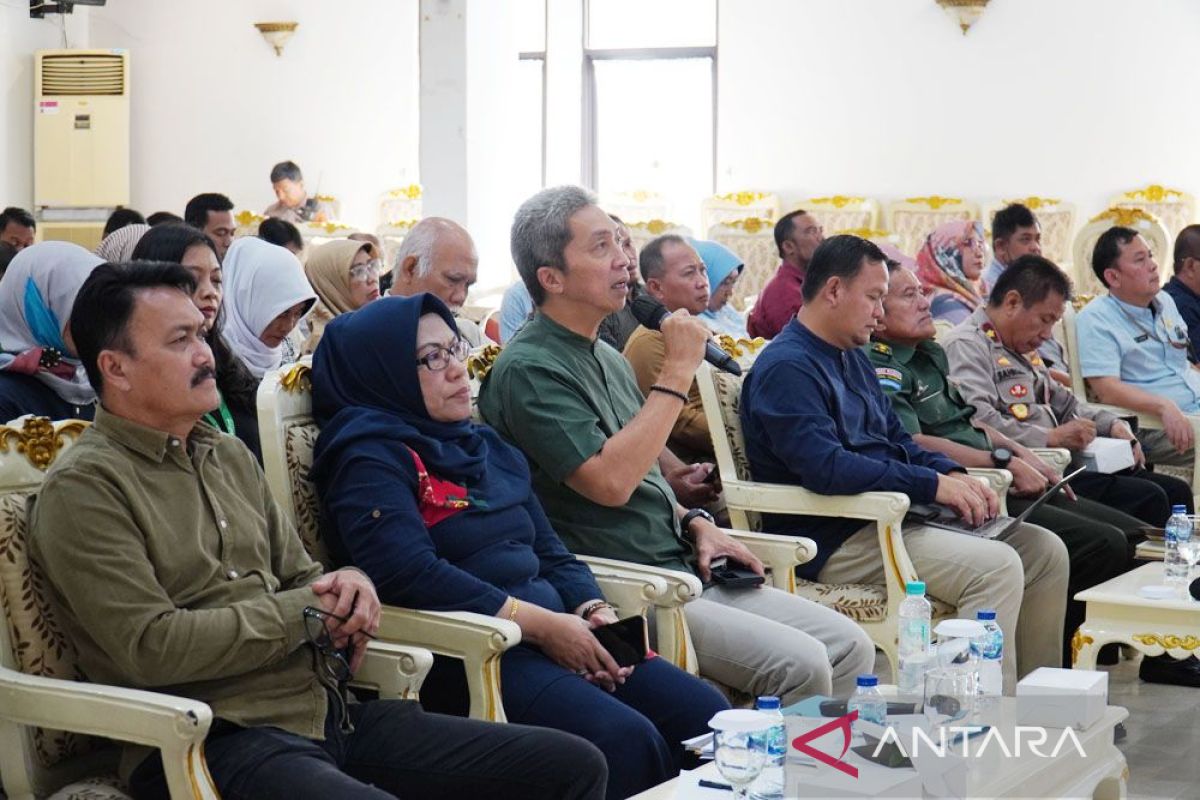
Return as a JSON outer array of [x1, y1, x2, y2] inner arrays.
[[996, 356, 1011, 366], [1009, 403, 1029, 420], [981, 322, 997, 341], [1029, 354, 1044, 366], [872, 342, 892, 355]]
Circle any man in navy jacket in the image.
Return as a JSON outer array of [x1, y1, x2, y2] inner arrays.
[[741, 235, 1069, 688]]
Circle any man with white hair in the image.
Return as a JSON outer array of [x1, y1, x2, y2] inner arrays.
[[389, 217, 487, 345]]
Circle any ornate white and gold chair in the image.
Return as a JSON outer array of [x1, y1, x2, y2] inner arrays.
[[601, 190, 670, 226], [626, 220, 693, 257], [0, 416, 433, 800], [375, 219, 419, 276], [233, 209, 265, 240], [982, 197, 1076, 269], [1070, 207, 1169, 300], [706, 217, 778, 312], [798, 196, 881, 236], [1111, 184, 1196, 243], [696, 364, 991, 675], [885, 196, 980, 258], [379, 185, 423, 227], [258, 361, 706, 709], [699, 191, 780, 236]]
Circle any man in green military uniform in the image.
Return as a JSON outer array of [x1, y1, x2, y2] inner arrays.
[[869, 259, 1139, 665]]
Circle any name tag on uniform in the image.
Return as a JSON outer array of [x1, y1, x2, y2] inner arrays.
[[1134, 333, 1150, 343]]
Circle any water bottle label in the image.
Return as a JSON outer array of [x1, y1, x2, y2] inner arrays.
[[899, 619, 930, 655]]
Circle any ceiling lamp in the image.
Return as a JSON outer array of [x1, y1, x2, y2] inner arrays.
[[254, 21, 298, 57], [936, 0, 990, 35]]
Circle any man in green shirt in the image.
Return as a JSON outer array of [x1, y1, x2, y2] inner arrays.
[[868, 259, 1137, 663], [480, 185, 874, 704], [30, 263, 606, 799]]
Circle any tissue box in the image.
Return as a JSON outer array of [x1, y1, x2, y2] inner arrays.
[[1081, 436, 1135, 473], [1016, 667, 1107, 730]]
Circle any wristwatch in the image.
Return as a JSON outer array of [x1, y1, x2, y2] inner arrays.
[[990, 447, 1013, 470], [680, 508, 716, 542]]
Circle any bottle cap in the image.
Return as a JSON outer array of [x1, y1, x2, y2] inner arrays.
[[976, 609, 996, 621], [905, 581, 926, 595], [1173, 505, 1188, 514], [856, 674, 879, 687], [756, 696, 781, 710]]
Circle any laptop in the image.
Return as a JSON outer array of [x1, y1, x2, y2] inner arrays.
[[905, 467, 1086, 540]]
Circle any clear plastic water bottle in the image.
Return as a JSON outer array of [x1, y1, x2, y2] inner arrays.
[[970, 609, 1003, 703], [898, 580, 933, 696], [1165, 505, 1191, 585], [748, 696, 785, 800], [847, 674, 887, 734]]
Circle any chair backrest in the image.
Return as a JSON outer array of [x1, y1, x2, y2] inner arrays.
[[257, 360, 332, 569], [601, 190, 670, 226], [626, 220, 692, 257], [706, 218, 778, 312], [1058, 302, 1091, 400], [0, 417, 115, 796], [885, 196, 980, 257], [376, 219, 420, 274], [981, 196, 1076, 268], [1071, 207, 1169, 299], [694, 364, 761, 531], [233, 209, 266, 239], [699, 191, 780, 235], [1111, 184, 1196, 244], [798, 196, 881, 237], [379, 185, 423, 228]]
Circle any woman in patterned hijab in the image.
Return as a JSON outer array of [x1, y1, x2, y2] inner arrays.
[[915, 219, 985, 325]]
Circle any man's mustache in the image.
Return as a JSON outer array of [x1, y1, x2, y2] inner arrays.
[[191, 365, 217, 387]]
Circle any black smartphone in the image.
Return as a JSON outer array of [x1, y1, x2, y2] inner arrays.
[[701, 466, 720, 484], [707, 557, 765, 589], [591, 615, 649, 668]]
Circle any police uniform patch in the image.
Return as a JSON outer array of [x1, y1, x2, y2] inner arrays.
[[875, 367, 902, 391], [872, 342, 893, 356], [1010, 403, 1029, 420], [996, 356, 1011, 366], [1008, 384, 1028, 399], [1029, 354, 1044, 367]]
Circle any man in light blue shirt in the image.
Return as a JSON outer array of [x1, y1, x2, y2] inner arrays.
[[498, 280, 534, 343], [1076, 225, 1199, 467]]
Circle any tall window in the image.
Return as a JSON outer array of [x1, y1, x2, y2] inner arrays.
[[584, 0, 717, 232], [515, 0, 547, 197]]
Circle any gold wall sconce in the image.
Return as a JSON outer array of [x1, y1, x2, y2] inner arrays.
[[254, 21, 299, 56], [936, 0, 990, 35]]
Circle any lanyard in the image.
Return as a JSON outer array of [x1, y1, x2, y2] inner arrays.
[[202, 397, 235, 435]]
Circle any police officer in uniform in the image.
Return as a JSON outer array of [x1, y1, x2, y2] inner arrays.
[[870, 259, 1141, 664]]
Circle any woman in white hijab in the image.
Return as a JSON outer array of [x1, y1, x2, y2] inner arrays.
[[0, 241, 104, 421], [95, 223, 151, 263], [220, 237, 317, 378]]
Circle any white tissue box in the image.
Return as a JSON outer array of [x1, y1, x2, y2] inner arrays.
[[1016, 667, 1107, 730], [1081, 436, 1135, 473]]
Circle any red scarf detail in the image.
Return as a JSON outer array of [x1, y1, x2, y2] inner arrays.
[[408, 448, 471, 527]]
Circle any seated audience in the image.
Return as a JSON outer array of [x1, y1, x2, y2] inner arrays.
[[103, 207, 146, 238], [597, 216, 643, 351], [915, 220, 986, 325], [96, 222, 150, 262], [132, 223, 263, 461], [1163, 224, 1200, 364], [0, 241, 102, 422], [623, 235, 716, 462], [694, 238, 749, 338], [1076, 226, 1198, 470], [869, 258, 1137, 664], [265, 160, 336, 224], [499, 279, 534, 343], [388, 217, 488, 346], [30, 262, 607, 800], [0, 206, 36, 252], [480, 186, 874, 704], [741, 235, 1068, 688], [310, 293, 727, 799], [184, 192, 237, 260], [258, 216, 305, 255], [302, 239, 381, 354], [980, 203, 1068, 379], [746, 209, 824, 339], [942, 254, 1192, 523], [220, 237, 316, 377], [349, 232, 388, 292], [146, 210, 182, 227]]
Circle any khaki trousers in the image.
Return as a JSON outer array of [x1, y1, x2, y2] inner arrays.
[[683, 584, 875, 704], [816, 523, 1068, 693]]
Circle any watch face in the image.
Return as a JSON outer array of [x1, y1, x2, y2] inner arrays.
[[993, 447, 1012, 465]]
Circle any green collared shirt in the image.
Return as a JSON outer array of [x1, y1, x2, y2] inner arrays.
[[867, 338, 990, 451], [29, 407, 325, 776], [479, 312, 692, 574]]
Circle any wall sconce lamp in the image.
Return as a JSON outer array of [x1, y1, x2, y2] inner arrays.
[[254, 21, 299, 56], [936, 0, 990, 35]]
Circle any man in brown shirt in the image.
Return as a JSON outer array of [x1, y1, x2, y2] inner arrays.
[[746, 210, 825, 339], [30, 262, 605, 799]]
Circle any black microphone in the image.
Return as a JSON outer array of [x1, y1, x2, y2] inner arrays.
[[1189, 575, 1200, 601], [629, 294, 742, 376]]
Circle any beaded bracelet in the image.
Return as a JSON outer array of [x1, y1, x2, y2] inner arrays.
[[650, 384, 688, 403]]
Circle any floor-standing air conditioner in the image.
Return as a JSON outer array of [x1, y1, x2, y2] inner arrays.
[[34, 48, 130, 249]]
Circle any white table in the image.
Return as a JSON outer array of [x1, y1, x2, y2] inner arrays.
[[632, 699, 1128, 799], [1073, 561, 1200, 668]]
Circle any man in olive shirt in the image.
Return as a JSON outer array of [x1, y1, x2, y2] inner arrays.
[[480, 186, 873, 704], [869, 259, 1136, 662], [30, 263, 605, 799]]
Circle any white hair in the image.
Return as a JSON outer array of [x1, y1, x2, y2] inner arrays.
[[391, 217, 474, 284]]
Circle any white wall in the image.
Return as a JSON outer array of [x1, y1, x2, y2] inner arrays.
[[85, 0, 418, 229], [717, 0, 1200, 222], [0, 7, 90, 208]]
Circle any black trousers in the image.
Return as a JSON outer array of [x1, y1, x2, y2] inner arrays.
[[128, 694, 607, 800], [1010, 493, 1148, 665], [1071, 468, 1193, 527]]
